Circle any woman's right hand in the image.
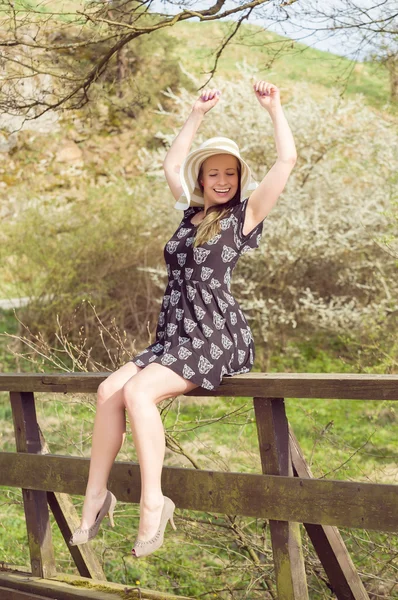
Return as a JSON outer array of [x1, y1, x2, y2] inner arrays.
[[192, 88, 221, 115]]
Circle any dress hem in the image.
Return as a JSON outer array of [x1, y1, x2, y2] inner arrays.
[[129, 356, 253, 391], [129, 356, 219, 391]]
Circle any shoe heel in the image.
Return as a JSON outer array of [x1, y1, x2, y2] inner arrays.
[[169, 513, 177, 531], [108, 510, 115, 528], [108, 493, 117, 528]]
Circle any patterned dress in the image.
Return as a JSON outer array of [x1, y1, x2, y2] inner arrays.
[[129, 197, 265, 390]]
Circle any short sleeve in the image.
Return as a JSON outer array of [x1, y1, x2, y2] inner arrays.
[[175, 206, 195, 230], [183, 206, 195, 220], [232, 197, 265, 253]]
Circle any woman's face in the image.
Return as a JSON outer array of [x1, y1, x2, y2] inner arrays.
[[199, 154, 240, 206]]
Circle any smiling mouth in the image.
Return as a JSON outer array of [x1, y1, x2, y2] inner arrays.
[[214, 188, 231, 193]]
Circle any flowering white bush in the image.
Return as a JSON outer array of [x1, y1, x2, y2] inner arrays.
[[139, 62, 398, 342]]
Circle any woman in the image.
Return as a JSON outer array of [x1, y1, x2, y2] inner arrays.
[[70, 81, 297, 558]]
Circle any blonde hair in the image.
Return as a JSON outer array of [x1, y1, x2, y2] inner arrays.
[[193, 158, 241, 248]]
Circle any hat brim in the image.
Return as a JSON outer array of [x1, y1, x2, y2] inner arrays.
[[174, 147, 258, 211]]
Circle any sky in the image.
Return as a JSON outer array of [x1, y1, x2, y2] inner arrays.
[[151, 0, 385, 63]]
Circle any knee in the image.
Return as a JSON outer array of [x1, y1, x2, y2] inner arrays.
[[96, 380, 122, 409], [97, 380, 109, 407], [122, 381, 153, 411]]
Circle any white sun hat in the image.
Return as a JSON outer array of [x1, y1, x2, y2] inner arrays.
[[174, 136, 258, 211]]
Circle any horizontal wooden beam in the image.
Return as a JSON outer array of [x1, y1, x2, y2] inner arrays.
[[0, 585, 46, 600], [0, 372, 397, 399], [1, 452, 397, 532], [0, 571, 192, 600]]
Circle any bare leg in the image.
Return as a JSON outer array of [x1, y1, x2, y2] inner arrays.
[[122, 363, 199, 545], [79, 361, 143, 529], [123, 392, 166, 538]]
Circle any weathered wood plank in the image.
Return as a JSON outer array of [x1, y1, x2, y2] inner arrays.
[[9, 391, 56, 578], [254, 397, 308, 599], [289, 426, 369, 600], [1, 372, 398, 399], [0, 564, 31, 574], [0, 586, 46, 600], [1, 453, 397, 531], [0, 571, 194, 600]]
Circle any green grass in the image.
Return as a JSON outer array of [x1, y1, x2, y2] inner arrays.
[[166, 21, 393, 114], [1, 334, 397, 596]]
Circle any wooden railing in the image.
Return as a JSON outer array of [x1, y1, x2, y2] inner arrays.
[[0, 372, 397, 600]]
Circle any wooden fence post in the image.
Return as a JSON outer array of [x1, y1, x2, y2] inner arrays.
[[10, 391, 56, 578], [289, 426, 369, 600], [254, 397, 308, 600]]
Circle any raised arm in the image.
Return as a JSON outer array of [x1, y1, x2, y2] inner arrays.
[[163, 89, 221, 202], [244, 80, 297, 231]]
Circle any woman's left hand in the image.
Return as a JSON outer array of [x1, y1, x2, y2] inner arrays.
[[253, 80, 281, 111]]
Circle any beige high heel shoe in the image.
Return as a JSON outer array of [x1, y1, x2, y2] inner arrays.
[[132, 495, 177, 558], [69, 490, 117, 546]]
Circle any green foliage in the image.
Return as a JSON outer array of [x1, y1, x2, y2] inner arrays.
[[50, 21, 192, 128], [378, 197, 398, 260], [0, 174, 180, 369], [1, 17, 397, 369]]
